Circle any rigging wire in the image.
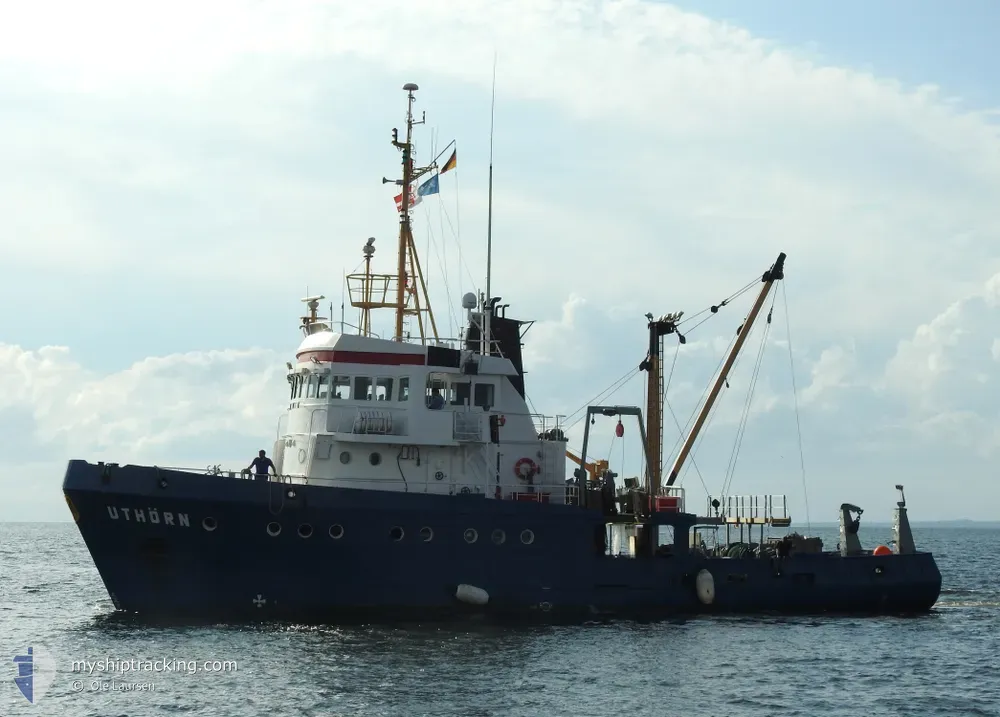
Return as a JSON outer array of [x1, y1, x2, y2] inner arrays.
[[678, 385, 729, 489], [677, 274, 762, 332], [721, 291, 777, 499], [661, 276, 760, 471], [418, 203, 460, 333], [663, 396, 710, 497], [658, 339, 710, 495], [437, 196, 479, 292], [783, 280, 811, 531], [454, 143, 462, 300], [564, 368, 641, 432], [664, 329, 739, 467]]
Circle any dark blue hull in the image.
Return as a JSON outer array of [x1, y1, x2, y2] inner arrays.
[[62, 460, 942, 621]]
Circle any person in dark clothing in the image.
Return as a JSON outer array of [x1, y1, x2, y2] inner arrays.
[[248, 450, 276, 481]]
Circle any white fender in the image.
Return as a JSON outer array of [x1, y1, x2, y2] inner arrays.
[[695, 569, 715, 605], [455, 584, 489, 606]]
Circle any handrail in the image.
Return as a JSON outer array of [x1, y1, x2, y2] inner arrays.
[[147, 463, 584, 502], [706, 493, 789, 523]]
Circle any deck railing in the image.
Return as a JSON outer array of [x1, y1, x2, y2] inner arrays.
[[531, 414, 566, 438], [153, 464, 585, 503], [707, 494, 790, 526]]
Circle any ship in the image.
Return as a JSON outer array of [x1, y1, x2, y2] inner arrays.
[[63, 83, 942, 621]]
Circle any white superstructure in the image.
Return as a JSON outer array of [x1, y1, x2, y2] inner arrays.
[[271, 297, 568, 502]]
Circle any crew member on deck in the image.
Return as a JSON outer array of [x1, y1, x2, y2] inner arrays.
[[427, 387, 445, 410], [248, 450, 276, 481], [602, 470, 618, 516]]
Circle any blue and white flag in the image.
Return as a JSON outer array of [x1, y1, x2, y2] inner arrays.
[[417, 174, 440, 197]]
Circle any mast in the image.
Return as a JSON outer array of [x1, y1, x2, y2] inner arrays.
[[348, 83, 441, 343], [664, 252, 786, 488], [393, 84, 418, 342], [483, 57, 497, 355], [640, 312, 685, 496]]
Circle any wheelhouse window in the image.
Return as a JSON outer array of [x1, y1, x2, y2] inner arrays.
[[474, 382, 495, 409], [398, 377, 410, 401], [374, 377, 394, 402], [355, 376, 373, 401], [426, 372, 452, 408], [332, 375, 351, 399], [317, 373, 330, 399], [306, 374, 318, 398], [451, 379, 471, 407]]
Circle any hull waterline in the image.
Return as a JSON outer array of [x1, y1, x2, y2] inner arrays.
[[64, 461, 943, 623]]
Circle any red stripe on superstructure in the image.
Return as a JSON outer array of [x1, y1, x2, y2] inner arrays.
[[296, 350, 426, 366]]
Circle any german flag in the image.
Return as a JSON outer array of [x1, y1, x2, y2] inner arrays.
[[440, 149, 457, 174]]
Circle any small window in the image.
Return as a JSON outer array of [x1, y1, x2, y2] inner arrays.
[[375, 377, 394, 402], [451, 380, 471, 407], [474, 383, 495, 408], [332, 376, 350, 400], [306, 374, 318, 398], [355, 376, 373, 401], [398, 377, 410, 402], [317, 374, 330, 399]]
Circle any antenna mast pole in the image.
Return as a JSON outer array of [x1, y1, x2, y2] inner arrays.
[[483, 55, 497, 355], [352, 84, 442, 343], [392, 85, 420, 342]]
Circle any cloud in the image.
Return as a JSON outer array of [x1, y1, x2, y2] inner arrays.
[[2, 0, 1000, 520], [880, 270, 1000, 456], [0, 344, 285, 464], [799, 344, 859, 409]]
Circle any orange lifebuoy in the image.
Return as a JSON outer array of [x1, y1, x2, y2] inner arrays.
[[514, 457, 539, 480]]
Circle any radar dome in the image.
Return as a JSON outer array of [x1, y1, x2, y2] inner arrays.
[[461, 292, 477, 310]]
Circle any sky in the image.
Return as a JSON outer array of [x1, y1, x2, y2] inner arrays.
[[2, 0, 999, 523]]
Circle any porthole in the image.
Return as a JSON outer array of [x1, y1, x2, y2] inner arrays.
[[286, 488, 297, 499], [369, 452, 382, 466], [420, 526, 433, 542], [339, 451, 351, 465], [463, 528, 478, 544], [520, 529, 535, 545], [329, 524, 344, 540], [202, 517, 217, 532], [266, 522, 282, 537], [390, 526, 404, 542], [491, 529, 506, 545], [298, 524, 313, 539]]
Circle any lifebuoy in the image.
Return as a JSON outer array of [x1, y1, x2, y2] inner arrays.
[[514, 457, 539, 480], [499, 415, 506, 426]]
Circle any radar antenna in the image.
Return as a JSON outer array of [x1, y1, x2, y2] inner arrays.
[[300, 294, 328, 336]]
